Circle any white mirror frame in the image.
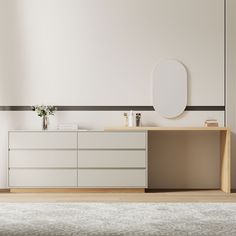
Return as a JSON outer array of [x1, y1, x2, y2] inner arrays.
[[153, 60, 187, 118]]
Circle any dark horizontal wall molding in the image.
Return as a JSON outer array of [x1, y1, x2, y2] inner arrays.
[[0, 105, 225, 111], [56, 106, 154, 111], [185, 106, 225, 111], [0, 106, 32, 111]]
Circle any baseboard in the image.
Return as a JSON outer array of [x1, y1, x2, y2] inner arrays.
[[9, 188, 145, 193], [0, 189, 10, 193], [4, 188, 236, 194], [146, 189, 223, 193]]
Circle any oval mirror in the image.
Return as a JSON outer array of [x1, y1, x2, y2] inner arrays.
[[153, 60, 187, 118]]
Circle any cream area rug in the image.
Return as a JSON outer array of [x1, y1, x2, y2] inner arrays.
[[0, 203, 236, 236]]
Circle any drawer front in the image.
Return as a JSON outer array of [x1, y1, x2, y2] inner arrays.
[[9, 132, 77, 149], [78, 132, 146, 149], [78, 150, 146, 168], [9, 150, 77, 168], [78, 169, 146, 187], [9, 169, 77, 187]]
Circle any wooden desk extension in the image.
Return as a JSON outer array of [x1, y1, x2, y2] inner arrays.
[[106, 127, 231, 194]]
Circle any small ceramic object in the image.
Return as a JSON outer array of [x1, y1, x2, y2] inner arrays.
[[128, 110, 134, 127], [136, 113, 141, 127]]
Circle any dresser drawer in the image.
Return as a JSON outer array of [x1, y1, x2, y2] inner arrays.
[[9, 169, 77, 187], [9, 150, 77, 168], [78, 169, 146, 187], [78, 150, 146, 168], [9, 132, 77, 149], [78, 132, 146, 149]]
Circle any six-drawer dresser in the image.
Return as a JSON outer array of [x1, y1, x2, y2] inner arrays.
[[8, 131, 147, 191]]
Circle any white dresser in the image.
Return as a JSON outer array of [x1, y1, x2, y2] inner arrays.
[[8, 131, 147, 189]]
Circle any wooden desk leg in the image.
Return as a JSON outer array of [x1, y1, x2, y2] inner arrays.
[[220, 130, 231, 193]]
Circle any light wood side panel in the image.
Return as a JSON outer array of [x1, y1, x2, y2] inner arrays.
[[220, 130, 231, 193]]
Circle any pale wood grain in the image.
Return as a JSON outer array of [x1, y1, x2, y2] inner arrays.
[[220, 130, 231, 193], [105, 127, 229, 131], [0, 190, 236, 202], [9, 188, 145, 193]]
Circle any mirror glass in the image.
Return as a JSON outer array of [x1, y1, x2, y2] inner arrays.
[[153, 60, 187, 118]]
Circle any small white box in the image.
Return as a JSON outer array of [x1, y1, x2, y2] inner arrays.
[[57, 123, 78, 130]]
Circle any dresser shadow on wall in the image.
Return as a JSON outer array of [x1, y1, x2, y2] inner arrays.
[[148, 131, 220, 190]]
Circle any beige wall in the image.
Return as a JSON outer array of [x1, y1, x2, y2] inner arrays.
[[226, 0, 236, 189], [0, 0, 7, 89], [0, 0, 230, 189], [2, 0, 224, 107]]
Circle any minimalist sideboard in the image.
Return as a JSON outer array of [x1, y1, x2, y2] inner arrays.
[[8, 131, 148, 192], [8, 127, 231, 194]]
